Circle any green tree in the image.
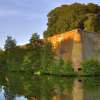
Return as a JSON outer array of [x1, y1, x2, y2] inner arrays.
[[5, 46, 27, 71], [44, 3, 100, 38], [84, 14, 97, 32], [62, 60, 74, 74], [26, 33, 43, 71], [21, 53, 32, 71], [29, 33, 40, 44], [4, 36, 16, 50], [87, 3, 99, 13], [0, 49, 6, 69]]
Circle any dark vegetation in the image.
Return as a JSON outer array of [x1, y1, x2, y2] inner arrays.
[[44, 3, 100, 37], [81, 59, 100, 75], [0, 69, 100, 100], [0, 71, 74, 100], [0, 33, 75, 75]]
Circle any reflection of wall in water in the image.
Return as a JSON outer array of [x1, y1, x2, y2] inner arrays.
[[52, 87, 73, 100], [72, 79, 83, 100], [84, 89, 100, 100], [52, 93, 73, 100], [52, 79, 84, 100], [30, 97, 36, 100]]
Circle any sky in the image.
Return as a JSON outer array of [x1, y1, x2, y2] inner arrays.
[[0, 0, 100, 48]]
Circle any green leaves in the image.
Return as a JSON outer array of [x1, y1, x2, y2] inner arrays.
[[44, 3, 100, 38], [4, 36, 16, 50], [82, 59, 100, 75], [29, 33, 40, 44]]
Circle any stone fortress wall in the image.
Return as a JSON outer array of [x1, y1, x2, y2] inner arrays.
[[47, 29, 100, 71]]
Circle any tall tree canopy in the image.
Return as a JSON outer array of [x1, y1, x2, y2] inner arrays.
[[44, 3, 100, 38], [4, 36, 16, 50]]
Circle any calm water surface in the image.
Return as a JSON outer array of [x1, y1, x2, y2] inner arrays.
[[0, 71, 100, 100]]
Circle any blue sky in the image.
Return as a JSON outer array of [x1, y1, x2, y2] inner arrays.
[[0, 0, 100, 48]]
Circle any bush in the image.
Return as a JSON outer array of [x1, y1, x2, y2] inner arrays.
[[62, 60, 75, 75], [81, 59, 100, 75], [46, 59, 75, 75]]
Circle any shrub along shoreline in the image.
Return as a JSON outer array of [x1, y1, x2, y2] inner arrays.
[[0, 33, 100, 76]]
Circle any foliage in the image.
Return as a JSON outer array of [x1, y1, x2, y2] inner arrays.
[[62, 60, 75, 74], [41, 41, 54, 70], [0, 34, 55, 72], [0, 37, 28, 71], [44, 3, 100, 38], [81, 58, 100, 75], [5, 47, 27, 71], [0, 34, 75, 75], [0, 71, 74, 100], [1, 33, 100, 75], [0, 49, 6, 70], [4, 36, 16, 50], [48, 58, 75, 75], [29, 33, 40, 44], [21, 42, 42, 71], [84, 13, 98, 32], [20, 34, 54, 71], [83, 77, 100, 91]]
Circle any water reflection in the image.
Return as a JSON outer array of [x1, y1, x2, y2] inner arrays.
[[0, 87, 5, 100], [0, 71, 100, 100], [72, 79, 83, 100]]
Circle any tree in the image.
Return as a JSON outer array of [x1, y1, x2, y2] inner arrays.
[[0, 49, 6, 69], [4, 36, 16, 50], [29, 33, 40, 44], [87, 3, 99, 13], [44, 3, 100, 38], [84, 14, 97, 32], [25, 33, 43, 71]]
